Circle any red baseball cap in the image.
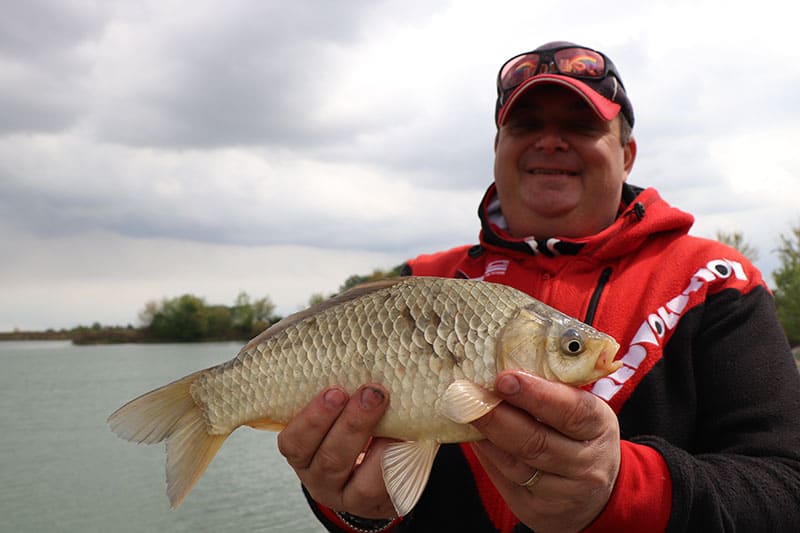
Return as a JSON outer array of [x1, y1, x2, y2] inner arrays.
[[495, 41, 634, 128]]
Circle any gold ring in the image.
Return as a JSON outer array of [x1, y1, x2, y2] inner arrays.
[[517, 469, 543, 488]]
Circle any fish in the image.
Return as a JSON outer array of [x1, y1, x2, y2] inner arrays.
[[108, 276, 621, 516]]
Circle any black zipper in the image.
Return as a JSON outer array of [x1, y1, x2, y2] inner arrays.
[[584, 267, 612, 326]]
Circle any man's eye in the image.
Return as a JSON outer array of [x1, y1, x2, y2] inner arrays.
[[568, 120, 599, 132], [565, 118, 606, 134], [508, 119, 542, 132]]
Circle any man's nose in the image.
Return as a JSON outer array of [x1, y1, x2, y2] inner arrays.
[[534, 126, 568, 152]]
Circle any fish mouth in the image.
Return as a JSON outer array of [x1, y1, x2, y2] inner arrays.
[[595, 345, 622, 376]]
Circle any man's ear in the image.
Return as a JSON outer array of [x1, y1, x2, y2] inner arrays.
[[623, 136, 637, 177]]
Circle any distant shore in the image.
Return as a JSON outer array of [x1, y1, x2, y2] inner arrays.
[[0, 330, 73, 341], [0, 327, 252, 345]]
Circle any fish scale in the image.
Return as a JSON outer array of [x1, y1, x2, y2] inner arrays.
[[108, 276, 621, 514], [197, 280, 491, 437]]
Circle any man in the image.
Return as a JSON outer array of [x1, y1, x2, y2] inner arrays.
[[278, 42, 800, 531]]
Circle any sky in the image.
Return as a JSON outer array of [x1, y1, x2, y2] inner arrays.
[[1, 0, 798, 331]]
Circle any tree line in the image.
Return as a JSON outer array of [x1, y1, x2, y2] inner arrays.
[[136, 291, 280, 343], [60, 268, 410, 344], [19, 292, 284, 345]]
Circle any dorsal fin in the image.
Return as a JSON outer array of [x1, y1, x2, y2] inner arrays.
[[239, 277, 409, 353]]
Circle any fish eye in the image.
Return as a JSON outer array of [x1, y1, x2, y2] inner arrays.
[[560, 328, 585, 356]]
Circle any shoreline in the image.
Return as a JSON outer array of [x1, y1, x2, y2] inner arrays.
[[0, 328, 253, 345]]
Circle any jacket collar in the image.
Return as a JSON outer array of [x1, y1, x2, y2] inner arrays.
[[477, 182, 692, 260]]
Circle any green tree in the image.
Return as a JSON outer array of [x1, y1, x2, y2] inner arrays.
[[252, 296, 276, 323], [138, 300, 160, 327], [338, 265, 404, 293], [205, 305, 233, 339], [303, 266, 403, 309], [231, 292, 277, 335], [231, 291, 255, 335], [308, 292, 327, 307], [139, 292, 279, 341], [715, 230, 759, 262], [148, 294, 209, 342], [774, 224, 800, 346], [250, 295, 278, 335]]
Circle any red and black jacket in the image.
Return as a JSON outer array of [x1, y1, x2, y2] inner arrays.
[[309, 183, 800, 532]]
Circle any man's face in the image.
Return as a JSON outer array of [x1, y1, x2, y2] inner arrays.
[[493, 84, 636, 239]]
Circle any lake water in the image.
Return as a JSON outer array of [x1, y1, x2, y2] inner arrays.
[[0, 341, 324, 532]]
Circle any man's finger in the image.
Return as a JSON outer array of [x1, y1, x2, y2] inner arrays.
[[309, 385, 389, 483], [277, 386, 349, 470], [471, 397, 593, 478], [492, 371, 611, 441]]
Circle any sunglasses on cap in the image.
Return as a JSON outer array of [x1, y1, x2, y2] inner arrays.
[[497, 45, 624, 96]]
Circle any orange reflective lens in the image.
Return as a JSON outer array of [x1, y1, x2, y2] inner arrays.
[[499, 47, 608, 92]]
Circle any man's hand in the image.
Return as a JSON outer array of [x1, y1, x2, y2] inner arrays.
[[277, 384, 397, 519], [470, 371, 620, 533]]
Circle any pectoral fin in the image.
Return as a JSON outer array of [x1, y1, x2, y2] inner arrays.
[[381, 440, 440, 516], [438, 380, 502, 424]]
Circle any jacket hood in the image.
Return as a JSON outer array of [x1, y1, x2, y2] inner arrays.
[[477, 183, 695, 262]]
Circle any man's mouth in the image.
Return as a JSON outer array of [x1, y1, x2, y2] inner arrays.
[[527, 168, 579, 176]]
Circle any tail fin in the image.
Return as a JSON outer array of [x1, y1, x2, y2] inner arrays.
[[108, 371, 229, 508]]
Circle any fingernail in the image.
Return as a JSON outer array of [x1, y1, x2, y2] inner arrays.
[[360, 386, 385, 409], [497, 374, 520, 395], [323, 388, 347, 408]]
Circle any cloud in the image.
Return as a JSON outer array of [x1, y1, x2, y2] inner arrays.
[[0, 133, 479, 252], [0, 0, 109, 135], [81, 1, 457, 150], [1, 0, 798, 330]]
